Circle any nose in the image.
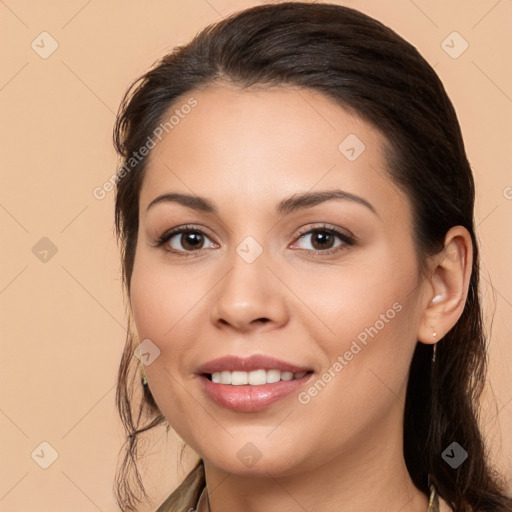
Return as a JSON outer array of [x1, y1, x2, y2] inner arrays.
[[210, 248, 289, 333]]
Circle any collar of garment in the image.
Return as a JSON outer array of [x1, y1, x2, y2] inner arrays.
[[195, 482, 440, 512]]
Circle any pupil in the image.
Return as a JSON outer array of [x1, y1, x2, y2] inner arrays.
[[313, 231, 333, 250], [183, 232, 203, 250]]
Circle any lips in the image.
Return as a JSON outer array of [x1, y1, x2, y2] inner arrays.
[[195, 354, 312, 374], [195, 354, 314, 412]]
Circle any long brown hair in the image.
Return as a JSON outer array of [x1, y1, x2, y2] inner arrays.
[[112, 2, 512, 511]]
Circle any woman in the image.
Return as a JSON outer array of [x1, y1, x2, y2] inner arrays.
[[112, 2, 512, 511]]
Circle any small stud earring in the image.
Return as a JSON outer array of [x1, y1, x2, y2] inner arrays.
[[141, 374, 148, 387], [432, 295, 442, 304], [433, 332, 437, 338]]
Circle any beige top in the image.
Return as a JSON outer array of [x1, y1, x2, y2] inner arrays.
[[155, 459, 442, 512]]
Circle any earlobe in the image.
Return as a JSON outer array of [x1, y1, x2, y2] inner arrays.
[[417, 226, 473, 345]]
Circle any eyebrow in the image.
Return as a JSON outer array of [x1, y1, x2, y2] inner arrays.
[[146, 189, 377, 216]]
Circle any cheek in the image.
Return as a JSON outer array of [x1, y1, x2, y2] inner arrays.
[[299, 254, 419, 348], [295, 298, 420, 450], [129, 254, 204, 430], [130, 251, 195, 341], [302, 249, 422, 397], [130, 271, 166, 343], [129, 249, 212, 390]]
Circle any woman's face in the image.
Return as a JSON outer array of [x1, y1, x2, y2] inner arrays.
[[130, 85, 432, 475]]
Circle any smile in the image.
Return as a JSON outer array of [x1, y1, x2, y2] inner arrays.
[[208, 369, 307, 385], [199, 371, 313, 412]]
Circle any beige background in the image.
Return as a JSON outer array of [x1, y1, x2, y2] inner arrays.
[[0, 0, 511, 510]]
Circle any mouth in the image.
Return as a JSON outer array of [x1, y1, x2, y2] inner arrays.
[[195, 354, 315, 412], [198, 369, 314, 412]]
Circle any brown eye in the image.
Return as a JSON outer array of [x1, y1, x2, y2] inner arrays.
[[156, 225, 217, 254], [174, 231, 206, 251], [303, 230, 337, 251], [292, 226, 354, 254]]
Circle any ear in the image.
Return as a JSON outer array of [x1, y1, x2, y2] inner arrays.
[[417, 226, 473, 345]]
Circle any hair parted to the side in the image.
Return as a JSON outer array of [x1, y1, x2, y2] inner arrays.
[[112, 2, 512, 511]]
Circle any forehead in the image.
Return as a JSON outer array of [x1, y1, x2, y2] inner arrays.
[[139, 85, 408, 221]]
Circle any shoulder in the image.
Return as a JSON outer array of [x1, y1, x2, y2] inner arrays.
[[154, 459, 205, 512]]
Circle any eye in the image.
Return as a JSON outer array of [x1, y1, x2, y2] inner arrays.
[[155, 223, 355, 257], [156, 225, 218, 255], [291, 224, 355, 255]]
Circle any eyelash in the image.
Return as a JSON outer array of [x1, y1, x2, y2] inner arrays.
[[154, 223, 356, 258]]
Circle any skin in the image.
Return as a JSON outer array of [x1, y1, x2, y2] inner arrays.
[[130, 85, 471, 512]]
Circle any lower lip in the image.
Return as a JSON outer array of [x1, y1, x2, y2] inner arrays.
[[198, 373, 312, 412]]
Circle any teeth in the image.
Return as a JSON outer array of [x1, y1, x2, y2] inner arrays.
[[266, 369, 281, 384], [248, 369, 266, 385], [231, 371, 248, 385], [210, 369, 308, 385], [220, 371, 231, 384]]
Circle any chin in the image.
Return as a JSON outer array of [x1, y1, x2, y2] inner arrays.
[[198, 438, 311, 477]]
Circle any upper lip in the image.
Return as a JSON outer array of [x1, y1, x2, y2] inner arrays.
[[196, 355, 312, 374]]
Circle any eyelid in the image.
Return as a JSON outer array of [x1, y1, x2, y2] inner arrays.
[[293, 223, 356, 243]]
